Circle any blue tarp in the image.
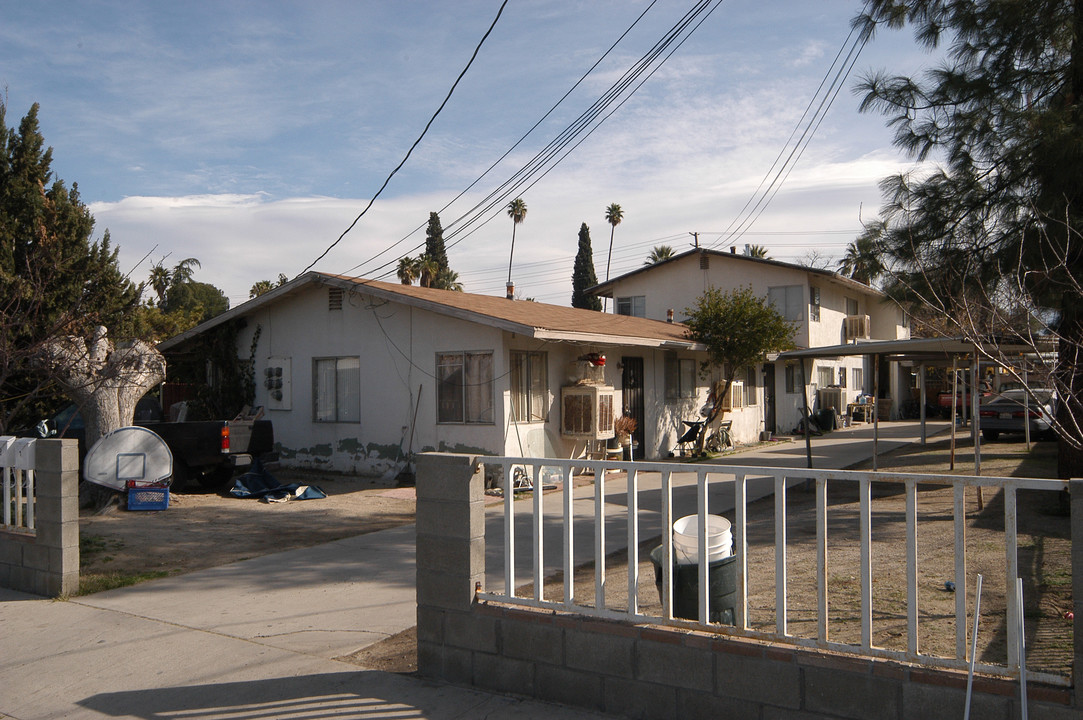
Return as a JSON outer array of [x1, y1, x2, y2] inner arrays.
[[229, 460, 327, 503]]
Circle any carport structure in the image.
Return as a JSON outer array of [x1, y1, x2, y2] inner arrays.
[[777, 336, 1055, 473]]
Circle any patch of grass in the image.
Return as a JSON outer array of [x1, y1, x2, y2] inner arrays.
[[77, 570, 172, 596], [80, 534, 123, 563]]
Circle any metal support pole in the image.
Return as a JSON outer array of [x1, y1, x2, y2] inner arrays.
[[919, 363, 927, 444], [801, 358, 813, 470]]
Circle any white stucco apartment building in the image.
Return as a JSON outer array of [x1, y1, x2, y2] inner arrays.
[[158, 272, 712, 474], [589, 248, 910, 439]]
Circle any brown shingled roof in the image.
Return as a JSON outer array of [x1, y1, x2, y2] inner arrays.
[[324, 273, 697, 348], [159, 271, 701, 352]]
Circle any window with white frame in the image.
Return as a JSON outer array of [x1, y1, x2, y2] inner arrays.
[[313, 357, 360, 422], [809, 286, 821, 322], [846, 297, 859, 316], [816, 365, 834, 387], [852, 367, 864, 392], [768, 285, 804, 321], [744, 365, 758, 406], [437, 351, 494, 424], [785, 364, 796, 394], [616, 296, 646, 317], [510, 350, 548, 422], [664, 353, 697, 400]]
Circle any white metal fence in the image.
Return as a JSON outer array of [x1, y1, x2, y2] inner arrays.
[[1, 436, 37, 532], [479, 456, 1070, 686]]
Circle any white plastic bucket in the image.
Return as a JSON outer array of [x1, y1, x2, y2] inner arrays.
[[672, 514, 732, 565]]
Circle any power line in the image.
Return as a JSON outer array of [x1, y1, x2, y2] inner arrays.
[[707, 26, 868, 251], [356, 0, 725, 284], [342, 1, 662, 280], [299, 0, 508, 276]]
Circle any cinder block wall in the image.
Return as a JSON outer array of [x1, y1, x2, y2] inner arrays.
[[416, 455, 1081, 719], [0, 439, 80, 596]]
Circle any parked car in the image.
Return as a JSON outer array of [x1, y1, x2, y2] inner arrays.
[[27, 400, 274, 490], [977, 389, 1055, 441], [936, 380, 993, 417]]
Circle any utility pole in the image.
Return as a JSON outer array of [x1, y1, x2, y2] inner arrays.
[[689, 231, 699, 248]]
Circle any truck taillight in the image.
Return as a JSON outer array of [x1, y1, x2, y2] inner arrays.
[[221, 426, 230, 453]]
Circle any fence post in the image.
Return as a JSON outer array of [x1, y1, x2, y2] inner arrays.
[[28, 439, 80, 596], [415, 452, 484, 680], [1072, 479, 1083, 704]]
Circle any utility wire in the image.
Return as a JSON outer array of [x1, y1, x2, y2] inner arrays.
[[708, 26, 867, 251], [299, 0, 508, 276], [344, 1, 661, 279], [357, 0, 724, 284]]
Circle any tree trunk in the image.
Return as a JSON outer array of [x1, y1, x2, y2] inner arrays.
[[40, 326, 166, 443]]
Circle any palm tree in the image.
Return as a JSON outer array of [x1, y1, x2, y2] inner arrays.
[[396, 256, 420, 285], [506, 198, 527, 298], [148, 262, 171, 305], [417, 255, 440, 288], [604, 203, 624, 311], [644, 245, 674, 265], [838, 233, 885, 285], [171, 257, 201, 284], [747, 244, 770, 259], [249, 279, 275, 298], [435, 267, 464, 292]]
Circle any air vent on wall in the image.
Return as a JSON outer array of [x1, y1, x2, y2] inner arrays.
[[328, 288, 344, 311]]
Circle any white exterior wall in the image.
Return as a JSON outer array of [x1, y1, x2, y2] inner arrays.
[[228, 284, 714, 472], [603, 252, 910, 438], [236, 285, 507, 475]]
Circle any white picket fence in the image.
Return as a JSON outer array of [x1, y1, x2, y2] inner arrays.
[[479, 457, 1070, 686], [1, 436, 38, 532]]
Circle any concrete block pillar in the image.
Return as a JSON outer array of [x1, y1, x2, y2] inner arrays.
[[415, 452, 485, 679], [1071, 478, 1083, 704]]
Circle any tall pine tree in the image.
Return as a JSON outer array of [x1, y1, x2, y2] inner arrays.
[[571, 223, 602, 310], [424, 211, 448, 276], [854, 0, 1083, 475], [0, 102, 142, 433]]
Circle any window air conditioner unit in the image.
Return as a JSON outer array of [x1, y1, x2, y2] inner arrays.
[[560, 385, 615, 440], [818, 387, 844, 413], [720, 381, 744, 411], [844, 314, 871, 341]]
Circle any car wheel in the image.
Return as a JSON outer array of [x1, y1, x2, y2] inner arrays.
[[981, 429, 1000, 442]]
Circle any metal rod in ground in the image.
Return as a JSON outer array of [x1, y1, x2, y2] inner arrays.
[[1018, 577, 1028, 720], [963, 573, 983, 720]]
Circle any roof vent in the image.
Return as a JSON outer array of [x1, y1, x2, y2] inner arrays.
[[328, 288, 343, 311], [700, 254, 710, 269]]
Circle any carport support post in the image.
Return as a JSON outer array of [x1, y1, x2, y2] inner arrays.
[[801, 357, 813, 469], [1072, 478, 1083, 702], [873, 354, 880, 471], [919, 363, 927, 445], [971, 347, 981, 476], [415, 452, 485, 682]]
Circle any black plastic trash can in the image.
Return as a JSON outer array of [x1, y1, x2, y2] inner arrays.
[[649, 545, 737, 625]]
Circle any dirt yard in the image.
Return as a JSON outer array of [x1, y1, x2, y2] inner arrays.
[[547, 435, 1072, 680], [77, 434, 1071, 678], [78, 469, 417, 587]]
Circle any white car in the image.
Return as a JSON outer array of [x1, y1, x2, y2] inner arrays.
[[977, 389, 1055, 441]]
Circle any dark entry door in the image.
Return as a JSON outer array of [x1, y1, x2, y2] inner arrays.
[[763, 364, 776, 434], [621, 356, 645, 454]]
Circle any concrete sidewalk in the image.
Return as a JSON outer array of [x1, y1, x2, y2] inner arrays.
[[0, 524, 610, 720], [0, 419, 948, 720]]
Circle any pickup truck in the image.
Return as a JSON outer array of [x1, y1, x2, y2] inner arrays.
[[31, 401, 274, 491]]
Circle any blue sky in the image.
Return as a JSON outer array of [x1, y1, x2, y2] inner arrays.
[[1, 1, 934, 307]]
